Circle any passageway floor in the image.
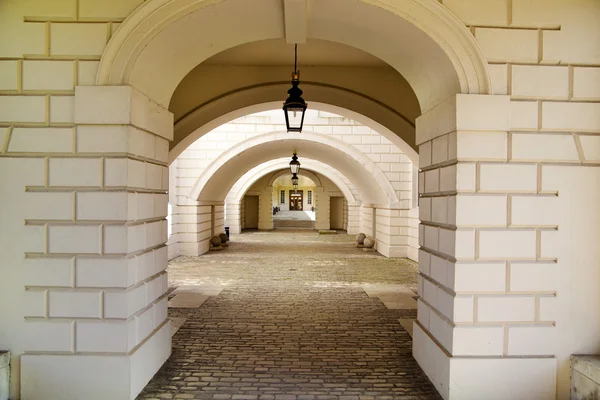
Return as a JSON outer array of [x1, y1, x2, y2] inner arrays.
[[138, 231, 441, 400]]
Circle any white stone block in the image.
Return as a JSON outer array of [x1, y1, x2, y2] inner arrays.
[[104, 158, 128, 187], [78, 61, 100, 86], [478, 230, 536, 260], [431, 197, 448, 225], [510, 262, 557, 292], [23, 321, 73, 352], [24, 192, 74, 220], [540, 229, 559, 260], [77, 192, 128, 220], [423, 225, 439, 251], [76, 258, 130, 288], [443, 0, 508, 25], [49, 158, 102, 187], [475, 28, 538, 62], [146, 163, 163, 190], [432, 134, 448, 165], [419, 197, 431, 222], [127, 224, 146, 253], [488, 64, 508, 95], [455, 195, 507, 227], [542, 102, 600, 132], [510, 195, 558, 227], [48, 225, 100, 254], [8, 128, 73, 153], [23, 289, 46, 317], [419, 141, 432, 168], [507, 326, 556, 356], [424, 169, 439, 193], [477, 295, 534, 322], [79, 0, 143, 18], [129, 127, 155, 159], [510, 101, 538, 130], [23, 224, 46, 253], [128, 159, 147, 188], [573, 67, 600, 100], [512, 65, 569, 98], [456, 163, 476, 192], [479, 164, 537, 192], [0, 96, 46, 123], [50, 96, 74, 123], [457, 131, 507, 160], [513, 133, 580, 162], [579, 135, 600, 162], [77, 125, 129, 153], [439, 165, 456, 192], [429, 311, 453, 352], [23, 258, 73, 287], [104, 225, 127, 254], [454, 295, 474, 323], [49, 290, 101, 318], [51, 23, 107, 55], [452, 327, 504, 356], [448, 357, 557, 400], [538, 296, 557, 322], [456, 95, 510, 132], [76, 321, 128, 353], [0, 60, 17, 90], [454, 263, 506, 293], [23, 60, 74, 91]]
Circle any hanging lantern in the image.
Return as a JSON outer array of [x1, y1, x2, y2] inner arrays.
[[282, 44, 307, 132], [289, 151, 301, 175], [291, 173, 299, 193]]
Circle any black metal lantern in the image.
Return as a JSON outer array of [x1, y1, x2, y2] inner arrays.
[[283, 44, 307, 132], [291, 173, 299, 192], [289, 151, 300, 175]]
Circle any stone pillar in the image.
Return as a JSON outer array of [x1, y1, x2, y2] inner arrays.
[[314, 187, 329, 230], [258, 189, 273, 230], [374, 208, 410, 258], [413, 94, 557, 399], [225, 201, 242, 234], [346, 204, 361, 234], [16, 86, 173, 400]]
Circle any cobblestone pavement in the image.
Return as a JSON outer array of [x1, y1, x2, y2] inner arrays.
[[138, 231, 441, 400]]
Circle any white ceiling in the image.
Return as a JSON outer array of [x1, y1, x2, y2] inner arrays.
[[204, 38, 387, 67]]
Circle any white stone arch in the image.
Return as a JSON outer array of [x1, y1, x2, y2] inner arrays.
[[227, 158, 361, 206], [97, 0, 491, 113], [189, 131, 399, 206], [171, 101, 418, 164]]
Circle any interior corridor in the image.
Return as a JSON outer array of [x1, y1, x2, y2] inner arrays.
[[138, 231, 440, 400]]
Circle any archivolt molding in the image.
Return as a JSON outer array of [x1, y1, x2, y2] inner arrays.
[[188, 131, 398, 206], [170, 95, 418, 163], [228, 162, 358, 206], [97, 0, 490, 111]]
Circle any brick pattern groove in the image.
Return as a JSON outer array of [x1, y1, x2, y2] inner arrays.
[[138, 231, 441, 400]]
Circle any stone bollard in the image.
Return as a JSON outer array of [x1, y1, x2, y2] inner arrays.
[[363, 237, 376, 252], [356, 233, 366, 248], [219, 232, 229, 247]]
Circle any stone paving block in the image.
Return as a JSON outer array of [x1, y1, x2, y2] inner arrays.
[[398, 319, 415, 338], [137, 231, 439, 400], [170, 317, 187, 336], [168, 293, 209, 308]]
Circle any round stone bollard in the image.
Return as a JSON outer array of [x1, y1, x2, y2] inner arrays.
[[219, 232, 228, 243], [356, 233, 366, 245], [210, 235, 222, 247], [363, 237, 375, 248]]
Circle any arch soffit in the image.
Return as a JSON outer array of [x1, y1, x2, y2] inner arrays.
[[170, 88, 418, 162], [97, 0, 490, 112], [171, 101, 418, 165], [227, 159, 360, 206], [189, 131, 399, 205]]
